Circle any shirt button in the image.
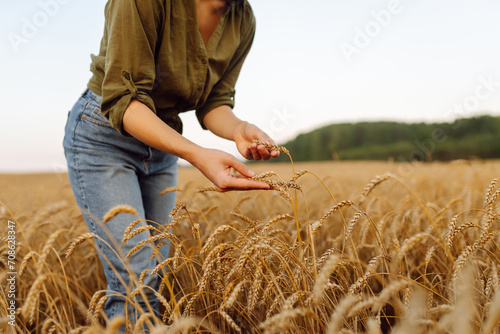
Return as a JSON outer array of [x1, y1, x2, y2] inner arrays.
[[122, 71, 131, 80], [197, 86, 203, 92], [201, 58, 207, 64]]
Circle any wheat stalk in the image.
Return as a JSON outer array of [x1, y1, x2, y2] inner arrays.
[[201, 225, 232, 257], [123, 219, 143, 239], [169, 203, 187, 220], [482, 290, 500, 334], [452, 232, 494, 286], [137, 232, 179, 247], [283, 291, 311, 310], [149, 240, 168, 260], [248, 269, 263, 313], [41, 318, 58, 334], [103, 204, 140, 223], [68, 327, 87, 334], [37, 230, 64, 276], [86, 290, 106, 325], [261, 214, 294, 234], [484, 178, 500, 208], [159, 187, 181, 195], [290, 170, 308, 182], [197, 186, 220, 193], [122, 225, 158, 244], [260, 308, 310, 334], [348, 256, 385, 295], [156, 317, 199, 334], [18, 251, 35, 276], [345, 210, 363, 240], [20, 274, 48, 325], [223, 280, 246, 310], [359, 174, 394, 204], [106, 316, 125, 333], [313, 254, 341, 303], [248, 171, 278, 180], [319, 200, 356, 224], [218, 309, 241, 333], [231, 212, 257, 227], [65, 233, 96, 258], [93, 294, 110, 325], [325, 295, 360, 334], [252, 140, 290, 156]]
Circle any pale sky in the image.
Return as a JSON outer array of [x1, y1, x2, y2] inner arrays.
[[1, 0, 500, 172]]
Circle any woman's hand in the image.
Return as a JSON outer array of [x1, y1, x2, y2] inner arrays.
[[202, 106, 280, 161], [233, 121, 280, 160], [123, 101, 271, 191], [190, 147, 272, 191]]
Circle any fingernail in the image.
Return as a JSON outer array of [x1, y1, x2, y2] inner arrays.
[[248, 170, 255, 176]]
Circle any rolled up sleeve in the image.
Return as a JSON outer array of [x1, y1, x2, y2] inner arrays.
[[196, 13, 256, 129], [99, 0, 164, 135]]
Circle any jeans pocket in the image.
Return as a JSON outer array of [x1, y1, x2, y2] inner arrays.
[[82, 106, 114, 129], [63, 98, 87, 147]]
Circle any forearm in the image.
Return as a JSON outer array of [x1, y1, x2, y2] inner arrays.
[[122, 100, 203, 164], [202, 105, 246, 141], [122, 100, 273, 191], [123, 100, 271, 190]]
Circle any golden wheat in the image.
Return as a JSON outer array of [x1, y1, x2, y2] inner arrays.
[[20, 274, 48, 325], [2, 159, 500, 333], [103, 205, 140, 224], [65, 232, 97, 258]]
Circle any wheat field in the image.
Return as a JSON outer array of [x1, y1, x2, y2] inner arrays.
[[1, 155, 500, 333]]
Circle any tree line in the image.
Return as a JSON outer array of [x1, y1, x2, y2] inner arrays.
[[271, 115, 500, 162]]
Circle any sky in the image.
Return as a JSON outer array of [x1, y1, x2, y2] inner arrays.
[[1, 0, 500, 173]]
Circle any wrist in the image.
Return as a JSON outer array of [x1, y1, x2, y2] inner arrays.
[[168, 139, 204, 166], [185, 147, 204, 167], [232, 120, 249, 142]]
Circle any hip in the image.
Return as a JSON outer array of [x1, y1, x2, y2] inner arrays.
[[63, 88, 178, 170]]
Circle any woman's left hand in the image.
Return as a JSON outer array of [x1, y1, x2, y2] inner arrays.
[[233, 121, 280, 160]]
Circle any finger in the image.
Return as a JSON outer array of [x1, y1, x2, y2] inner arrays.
[[263, 138, 278, 148], [257, 144, 271, 160], [227, 156, 255, 178], [250, 146, 262, 160], [260, 138, 280, 158], [254, 133, 280, 158], [246, 142, 259, 160], [219, 177, 271, 191], [243, 146, 254, 160]]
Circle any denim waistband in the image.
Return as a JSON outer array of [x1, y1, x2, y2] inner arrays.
[[83, 88, 102, 104]]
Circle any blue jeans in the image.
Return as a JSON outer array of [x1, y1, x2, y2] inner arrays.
[[63, 89, 178, 327]]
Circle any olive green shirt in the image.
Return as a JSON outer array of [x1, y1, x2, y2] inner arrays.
[[87, 0, 256, 135]]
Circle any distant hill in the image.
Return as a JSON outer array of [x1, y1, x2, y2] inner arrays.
[[273, 115, 500, 162]]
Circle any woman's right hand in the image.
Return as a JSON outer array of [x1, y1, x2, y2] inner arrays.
[[189, 148, 272, 192]]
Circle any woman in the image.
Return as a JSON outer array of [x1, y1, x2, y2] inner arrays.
[[63, 0, 278, 326]]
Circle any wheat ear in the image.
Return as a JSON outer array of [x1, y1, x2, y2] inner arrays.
[[103, 204, 140, 223], [21, 274, 48, 325], [65, 233, 97, 258]]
